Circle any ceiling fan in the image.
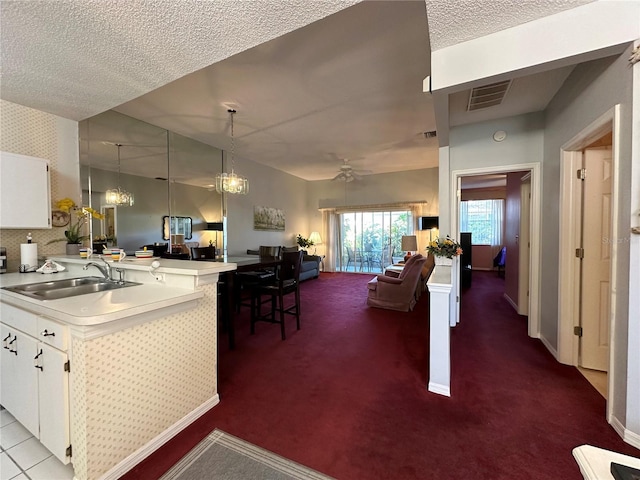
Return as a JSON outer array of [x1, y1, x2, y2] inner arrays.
[[331, 158, 371, 182]]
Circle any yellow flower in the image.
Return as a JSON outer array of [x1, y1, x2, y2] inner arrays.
[[55, 197, 76, 213], [83, 206, 104, 220], [47, 198, 105, 245]]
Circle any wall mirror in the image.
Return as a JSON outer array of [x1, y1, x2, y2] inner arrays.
[[80, 110, 225, 254], [163, 216, 192, 240], [101, 206, 116, 242]]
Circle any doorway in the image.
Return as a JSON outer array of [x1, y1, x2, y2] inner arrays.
[[451, 162, 541, 336], [558, 106, 620, 417]]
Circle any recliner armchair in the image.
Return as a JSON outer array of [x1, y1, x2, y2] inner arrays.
[[366, 253, 428, 312]]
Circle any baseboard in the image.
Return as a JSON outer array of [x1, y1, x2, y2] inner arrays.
[[503, 293, 518, 312], [98, 395, 220, 480], [538, 334, 559, 360], [610, 415, 640, 450], [624, 427, 640, 450], [427, 382, 451, 397]]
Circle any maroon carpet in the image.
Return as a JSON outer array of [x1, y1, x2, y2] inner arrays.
[[122, 271, 638, 479]]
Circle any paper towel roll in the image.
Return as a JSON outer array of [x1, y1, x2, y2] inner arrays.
[[20, 243, 38, 270]]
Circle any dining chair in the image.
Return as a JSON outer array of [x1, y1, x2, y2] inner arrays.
[[250, 250, 303, 340], [345, 246, 363, 271], [259, 245, 281, 257]]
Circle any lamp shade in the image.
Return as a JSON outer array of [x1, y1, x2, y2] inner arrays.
[[419, 216, 439, 230], [309, 231, 322, 245], [206, 222, 224, 231], [401, 235, 418, 252]]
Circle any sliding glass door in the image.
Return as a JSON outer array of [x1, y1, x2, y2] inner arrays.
[[339, 210, 412, 273]]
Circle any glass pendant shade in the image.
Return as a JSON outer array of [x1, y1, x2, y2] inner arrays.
[[215, 109, 248, 195], [107, 143, 134, 206], [105, 187, 134, 206], [215, 170, 249, 195]]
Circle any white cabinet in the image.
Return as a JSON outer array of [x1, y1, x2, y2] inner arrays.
[[1, 325, 39, 435], [0, 151, 51, 228], [0, 303, 70, 464]]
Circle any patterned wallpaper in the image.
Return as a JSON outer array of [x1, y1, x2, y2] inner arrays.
[[71, 283, 218, 480], [0, 100, 80, 271]]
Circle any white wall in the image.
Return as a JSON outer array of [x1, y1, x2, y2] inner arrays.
[[308, 167, 438, 212], [225, 157, 309, 255], [224, 165, 441, 258], [449, 113, 544, 171]]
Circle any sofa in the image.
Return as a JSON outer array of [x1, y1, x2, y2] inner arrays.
[[282, 246, 321, 281], [247, 246, 321, 282]]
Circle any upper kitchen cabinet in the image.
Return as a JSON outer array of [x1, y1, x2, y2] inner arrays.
[[0, 151, 51, 229]]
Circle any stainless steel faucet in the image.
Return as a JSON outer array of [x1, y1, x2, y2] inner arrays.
[[83, 256, 112, 281]]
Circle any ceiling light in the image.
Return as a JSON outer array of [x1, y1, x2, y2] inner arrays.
[[105, 143, 134, 206], [216, 109, 248, 195]]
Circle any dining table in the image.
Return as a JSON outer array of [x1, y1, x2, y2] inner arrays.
[[213, 255, 282, 349]]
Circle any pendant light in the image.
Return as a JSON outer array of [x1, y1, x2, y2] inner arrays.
[[216, 109, 248, 195], [105, 143, 134, 206]]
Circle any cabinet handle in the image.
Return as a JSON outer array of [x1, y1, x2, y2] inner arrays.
[[34, 349, 43, 370], [8, 336, 17, 355], [41, 329, 55, 337], [2, 333, 11, 349]]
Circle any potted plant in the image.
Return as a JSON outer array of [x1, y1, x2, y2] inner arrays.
[[296, 234, 314, 252], [426, 236, 463, 266], [47, 198, 104, 254]]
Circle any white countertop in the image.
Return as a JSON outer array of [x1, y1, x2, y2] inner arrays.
[[573, 444, 640, 479], [427, 265, 453, 288], [0, 256, 237, 326]]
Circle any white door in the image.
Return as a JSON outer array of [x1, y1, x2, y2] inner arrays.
[[580, 147, 612, 371], [0, 326, 39, 436], [38, 343, 70, 464]]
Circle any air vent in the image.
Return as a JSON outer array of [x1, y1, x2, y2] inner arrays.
[[467, 80, 511, 111], [423, 131, 437, 139]]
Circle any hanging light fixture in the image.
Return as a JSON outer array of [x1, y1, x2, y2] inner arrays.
[[105, 143, 134, 206], [216, 109, 249, 195]]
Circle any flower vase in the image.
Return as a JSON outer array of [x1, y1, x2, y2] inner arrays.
[[434, 256, 453, 266], [65, 243, 81, 255]]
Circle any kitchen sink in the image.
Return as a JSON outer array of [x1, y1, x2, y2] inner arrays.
[[2, 276, 141, 300]]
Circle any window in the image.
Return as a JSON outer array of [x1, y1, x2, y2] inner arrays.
[[340, 210, 412, 272], [460, 199, 504, 245]]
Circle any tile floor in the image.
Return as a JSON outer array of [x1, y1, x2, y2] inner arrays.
[[1, 408, 74, 480]]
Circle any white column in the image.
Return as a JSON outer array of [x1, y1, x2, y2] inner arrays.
[[427, 265, 453, 397]]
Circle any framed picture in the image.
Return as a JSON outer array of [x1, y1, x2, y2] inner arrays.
[[254, 206, 285, 231]]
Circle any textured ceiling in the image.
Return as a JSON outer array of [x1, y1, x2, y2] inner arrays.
[[113, 1, 436, 182], [0, 0, 361, 121], [1, 0, 599, 182], [424, 0, 595, 51]]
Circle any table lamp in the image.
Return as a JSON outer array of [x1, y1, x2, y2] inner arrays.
[[308, 231, 322, 255], [206, 222, 224, 255], [401, 235, 418, 262]]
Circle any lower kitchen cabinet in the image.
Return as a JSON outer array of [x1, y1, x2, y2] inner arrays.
[[0, 304, 70, 464]]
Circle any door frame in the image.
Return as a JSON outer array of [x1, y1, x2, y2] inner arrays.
[[450, 162, 541, 337], [557, 105, 620, 422], [518, 173, 531, 316]]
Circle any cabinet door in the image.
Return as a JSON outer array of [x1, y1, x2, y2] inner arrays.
[[0, 151, 51, 228], [37, 343, 70, 464], [0, 325, 39, 436]]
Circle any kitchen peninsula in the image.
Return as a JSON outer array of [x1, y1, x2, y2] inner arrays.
[[0, 255, 236, 480]]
